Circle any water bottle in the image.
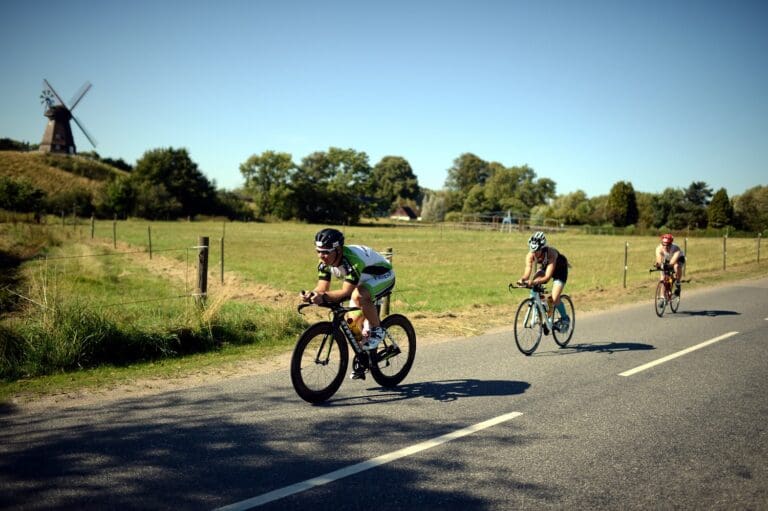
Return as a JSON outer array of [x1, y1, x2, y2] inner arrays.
[[347, 315, 363, 341]]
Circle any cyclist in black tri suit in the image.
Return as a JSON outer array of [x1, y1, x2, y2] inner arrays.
[[516, 231, 571, 331]]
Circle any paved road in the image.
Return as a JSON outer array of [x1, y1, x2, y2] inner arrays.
[[2, 278, 767, 510]]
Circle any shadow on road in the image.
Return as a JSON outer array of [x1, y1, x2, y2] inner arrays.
[[326, 379, 531, 406], [674, 309, 740, 317], [536, 341, 656, 356]]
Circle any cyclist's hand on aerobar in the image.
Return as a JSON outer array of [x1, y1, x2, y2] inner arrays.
[[516, 279, 529, 288]]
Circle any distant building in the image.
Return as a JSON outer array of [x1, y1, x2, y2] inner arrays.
[[390, 205, 419, 221]]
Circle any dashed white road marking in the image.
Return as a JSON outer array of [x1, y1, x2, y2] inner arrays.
[[619, 331, 739, 377], [215, 411, 523, 510]]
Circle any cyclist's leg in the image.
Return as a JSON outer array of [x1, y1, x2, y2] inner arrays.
[[552, 279, 568, 318], [356, 271, 395, 328]]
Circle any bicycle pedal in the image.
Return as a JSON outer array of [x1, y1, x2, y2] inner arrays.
[[542, 325, 550, 335]]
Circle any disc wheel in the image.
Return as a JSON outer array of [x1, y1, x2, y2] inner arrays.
[[370, 314, 416, 388], [552, 295, 575, 347], [514, 298, 543, 355], [290, 322, 348, 404]]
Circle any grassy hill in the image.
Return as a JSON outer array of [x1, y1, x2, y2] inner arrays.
[[0, 151, 129, 196]]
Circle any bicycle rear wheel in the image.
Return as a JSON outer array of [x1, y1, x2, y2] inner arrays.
[[370, 314, 416, 388], [290, 322, 348, 404], [654, 281, 666, 317], [514, 298, 543, 355], [552, 295, 575, 347]]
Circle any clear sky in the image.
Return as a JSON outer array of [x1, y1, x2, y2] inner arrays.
[[1, 0, 766, 198]]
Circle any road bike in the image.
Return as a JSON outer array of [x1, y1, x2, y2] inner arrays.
[[649, 264, 685, 317], [509, 283, 575, 355], [290, 295, 416, 404]]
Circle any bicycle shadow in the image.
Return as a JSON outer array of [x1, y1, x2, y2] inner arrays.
[[322, 379, 531, 406], [536, 341, 656, 356], [673, 309, 740, 317]]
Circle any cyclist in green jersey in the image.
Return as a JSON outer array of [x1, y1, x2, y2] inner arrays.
[[300, 228, 395, 357]]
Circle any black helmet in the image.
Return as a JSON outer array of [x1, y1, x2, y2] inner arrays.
[[315, 228, 344, 250]]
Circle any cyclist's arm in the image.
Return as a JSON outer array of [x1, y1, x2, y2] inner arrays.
[[518, 252, 536, 283], [654, 245, 664, 267], [532, 250, 556, 285]]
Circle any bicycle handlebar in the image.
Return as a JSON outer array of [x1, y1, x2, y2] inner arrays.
[[509, 282, 547, 293]]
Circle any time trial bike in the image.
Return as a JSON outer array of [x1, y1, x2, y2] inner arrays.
[[509, 283, 575, 355], [290, 295, 416, 404]]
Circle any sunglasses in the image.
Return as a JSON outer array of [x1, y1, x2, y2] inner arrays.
[[316, 248, 335, 254]]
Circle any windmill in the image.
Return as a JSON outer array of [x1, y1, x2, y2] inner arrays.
[[39, 79, 97, 154]]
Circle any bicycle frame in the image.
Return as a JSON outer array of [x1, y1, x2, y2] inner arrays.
[[516, 285, 555, 332], [298, 302, 368, 358]]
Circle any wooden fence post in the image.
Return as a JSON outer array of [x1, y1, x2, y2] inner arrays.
[[196, 236, 209, 307], [90, 214, 95, 239], [623, 241, 628, 288], [220, 237, 225, 284], [383, 247, 392, 316], [723, 235, 727, 271]]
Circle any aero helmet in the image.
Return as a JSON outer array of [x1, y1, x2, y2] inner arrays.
[[661, 233, 674, 245], [528, 231, 547, 252], [315, 228, 344, 250]]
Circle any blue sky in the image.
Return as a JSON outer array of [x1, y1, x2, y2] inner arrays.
[[1, 0, 766, 197]]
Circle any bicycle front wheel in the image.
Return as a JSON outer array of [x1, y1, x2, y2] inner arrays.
[[514, 298, 543, 355], [670, 285, 680, 313], [552, 295, 575, 347], [290, 322, 348, 404], [370, 314, 416, 388], [654, 281, 666, 317]]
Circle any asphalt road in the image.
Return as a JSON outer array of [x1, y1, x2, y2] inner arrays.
[[1, 278, 766, 510]]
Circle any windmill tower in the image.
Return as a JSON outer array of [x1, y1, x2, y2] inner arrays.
[[39, 79, 97, 154]]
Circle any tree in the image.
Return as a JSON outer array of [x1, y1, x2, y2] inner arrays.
[[369, 156, 421, 215], [239, 151, 296, 218], [550, 190, 590, 225], [100, 176, 136, 218], [679, 181, 712, 229], [420, 190, 448, 222], [444, 153, 490, 210], [0, 176, 45, 212], [132, 147, 216, 218], [606, 181, 639, 227], [290, 148, 370, 224], [707, 188, 733, 228], [733, 185, 768, 233]]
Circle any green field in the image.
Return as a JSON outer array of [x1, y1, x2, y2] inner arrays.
[[1, 219, 766, 401], [86, 219, 766, 311]]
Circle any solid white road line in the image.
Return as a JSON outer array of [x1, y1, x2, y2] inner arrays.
[[215, 411, 524, 510], [619, 331, 739, 377]]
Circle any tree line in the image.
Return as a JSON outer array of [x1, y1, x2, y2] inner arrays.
[[1, 139, 766, 233]]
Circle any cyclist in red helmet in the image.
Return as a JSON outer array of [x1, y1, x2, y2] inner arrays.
[[655, 233, 686, 295]]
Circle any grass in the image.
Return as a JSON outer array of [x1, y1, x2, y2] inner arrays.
[[0, 151, 123, 196], [1, 219, 767, 403]]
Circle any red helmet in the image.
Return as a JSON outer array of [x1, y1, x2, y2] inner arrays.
[[661, 233, 673, 245]]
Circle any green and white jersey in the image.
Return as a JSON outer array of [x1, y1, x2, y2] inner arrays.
[[317, 245, 393, 284]]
